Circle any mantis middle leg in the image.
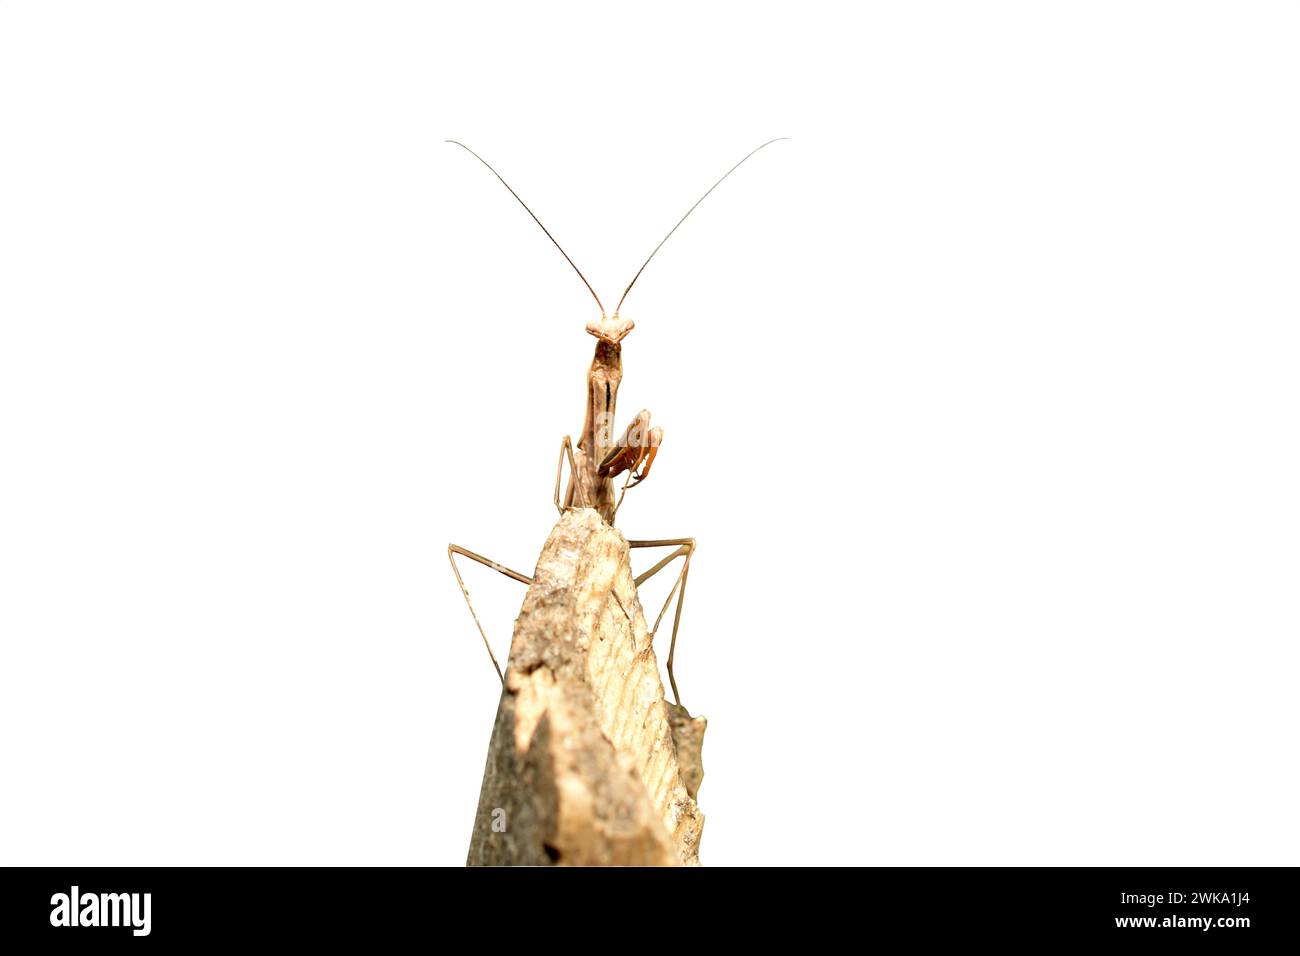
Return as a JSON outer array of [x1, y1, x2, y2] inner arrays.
[[447, 544, 532, 684], [628, 538, 695, 707]]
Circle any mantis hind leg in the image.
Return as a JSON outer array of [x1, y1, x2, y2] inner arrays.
[[447, 544, 533, 684], [629, 538, 695, 707]]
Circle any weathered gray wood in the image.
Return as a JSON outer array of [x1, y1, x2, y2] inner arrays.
[[466, 509, 706, 866]]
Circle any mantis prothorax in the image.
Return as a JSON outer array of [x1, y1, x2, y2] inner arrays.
[[446, 138, 786, 706]]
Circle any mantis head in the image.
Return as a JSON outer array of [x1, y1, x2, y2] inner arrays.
[[586, 314, 635, 345]]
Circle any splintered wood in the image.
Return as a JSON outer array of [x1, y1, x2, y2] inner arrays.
[[466, 509, 706, 866]]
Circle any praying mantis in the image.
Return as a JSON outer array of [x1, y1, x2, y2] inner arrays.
[[446, 138, 786, 707]]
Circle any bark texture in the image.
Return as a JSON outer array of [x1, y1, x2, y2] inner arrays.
[[466, 508, 706, 866]]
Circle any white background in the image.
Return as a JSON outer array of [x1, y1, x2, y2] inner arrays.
[[2, 2, 1297, 866]]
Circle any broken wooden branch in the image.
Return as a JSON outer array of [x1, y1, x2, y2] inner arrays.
[[466, 509, 706, 866]]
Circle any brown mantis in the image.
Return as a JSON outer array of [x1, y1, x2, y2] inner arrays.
[[446, 138, 786, 707]]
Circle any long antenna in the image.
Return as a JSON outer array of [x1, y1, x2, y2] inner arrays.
[[446, 140, 606, 315], [614, 137, 788, 316]]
